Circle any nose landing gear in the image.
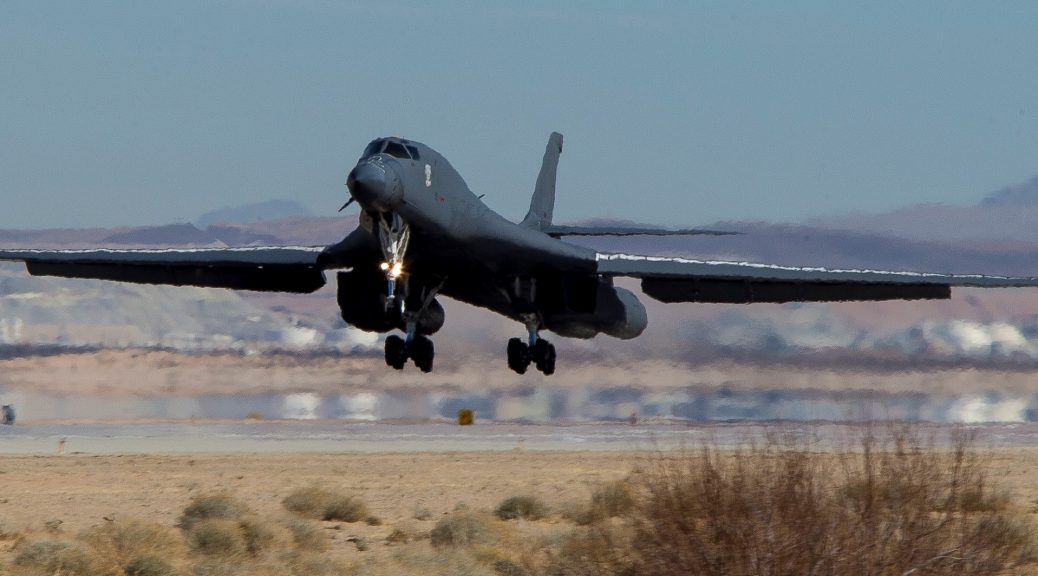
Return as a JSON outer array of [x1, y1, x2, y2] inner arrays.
[[506, 316, 556, 376], [374, 211, 438, 374], [377, 212, 410, 314]]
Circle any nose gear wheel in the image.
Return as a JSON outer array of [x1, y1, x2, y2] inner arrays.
[[382, 279, 443, 374]]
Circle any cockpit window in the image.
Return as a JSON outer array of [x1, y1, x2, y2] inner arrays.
[[406, 145, 420, 160], [362, 140, 384, 158], [383, 141, 411, 159]]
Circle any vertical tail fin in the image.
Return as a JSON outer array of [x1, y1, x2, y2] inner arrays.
[[521, 132, 563, 229]]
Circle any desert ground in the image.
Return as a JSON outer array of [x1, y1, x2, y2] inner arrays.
[[0, 441, 1036, 574], [0, 450, 636, 574]]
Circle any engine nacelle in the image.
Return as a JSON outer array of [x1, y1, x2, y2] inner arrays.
[[336, 271, 446, 335], [337, 271, 394, 333], [414, 298, 445, 335], [544, 281, 647, 340], [599, 286, 648, 339]]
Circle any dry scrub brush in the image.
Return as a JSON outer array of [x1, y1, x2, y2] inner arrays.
[[547, 427, 1035, 576], [282, 485, 369, 522]]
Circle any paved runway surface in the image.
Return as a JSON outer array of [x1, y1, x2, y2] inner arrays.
[[2, 421, 1038, 454]]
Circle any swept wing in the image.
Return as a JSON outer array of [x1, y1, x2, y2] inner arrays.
[[0, 246, 328, 293], [596, 253, 1038, 304]]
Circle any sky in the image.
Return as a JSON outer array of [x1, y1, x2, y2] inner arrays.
[[2, 1, 1038, 230]]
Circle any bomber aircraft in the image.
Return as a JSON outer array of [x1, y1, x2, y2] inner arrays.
[[4, 133, 1038, 375]]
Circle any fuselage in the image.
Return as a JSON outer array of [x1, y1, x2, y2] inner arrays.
[[337, 137, 647, 340]]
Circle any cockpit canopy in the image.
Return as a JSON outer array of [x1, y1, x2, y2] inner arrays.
[[362, 138, 421, 161]]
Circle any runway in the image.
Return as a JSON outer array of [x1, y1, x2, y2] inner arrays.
[[3, 420, 1038, 454]]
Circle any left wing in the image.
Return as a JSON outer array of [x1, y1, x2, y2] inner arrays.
[[596, 253, 1038, 304], [0, 246, 328, 293]]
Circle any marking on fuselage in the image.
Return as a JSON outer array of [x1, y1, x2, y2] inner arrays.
[[425, 164, 432, 187]]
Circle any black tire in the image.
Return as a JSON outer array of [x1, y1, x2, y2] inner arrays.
[[540, 342, 556, 376], [412, 336, 434, 373], [532, 339, 549, 372], [385, 334, 407, 370], [507, 337, 529, 375]]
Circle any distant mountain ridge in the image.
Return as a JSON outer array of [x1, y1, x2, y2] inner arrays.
[[196, 200, 312, 228], [810, 173, 1038, 244], [981, 175, 1038, 208], [102, 223, 282, 246]]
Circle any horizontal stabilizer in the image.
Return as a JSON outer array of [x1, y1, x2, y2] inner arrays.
[[544, 225, 739, 237]]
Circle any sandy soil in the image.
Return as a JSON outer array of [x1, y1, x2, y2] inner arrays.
[[0, 451, 636, 568], [0, 448, 1037, 572]]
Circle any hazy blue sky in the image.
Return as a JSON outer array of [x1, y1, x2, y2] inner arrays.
[[2, 1, 1038, 229]]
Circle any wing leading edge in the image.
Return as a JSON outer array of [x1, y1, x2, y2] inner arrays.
[[0, 246, 328, 293], [596, 253, 1038, 304]]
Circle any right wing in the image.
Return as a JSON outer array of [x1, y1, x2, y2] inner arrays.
[[0, 246, 329, 293], [596, 253, 1038, 303]]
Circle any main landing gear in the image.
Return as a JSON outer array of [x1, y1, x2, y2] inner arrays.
[[506, 316, 556, 376], [385, 333, 434, 373]]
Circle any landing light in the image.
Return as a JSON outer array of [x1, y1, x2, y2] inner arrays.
[[380, 261, 404, 278]]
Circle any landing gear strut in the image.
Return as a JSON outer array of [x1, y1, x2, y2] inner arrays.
[[506, 316, 556, 376], [377, 212, 410, 314]]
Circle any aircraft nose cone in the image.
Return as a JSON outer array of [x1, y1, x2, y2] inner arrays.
[[346, 160, 401, 212]]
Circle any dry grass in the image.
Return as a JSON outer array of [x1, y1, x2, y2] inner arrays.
[[430, 506, 497, 548], [178, 493, 249, 531], [79, 519, 184, 575], [2, 428, 1034, 576], [282, 485, 369, 522], [545, 426, 1036, 576], [494, 495, 548, 521], [10, 539, 100, 576]]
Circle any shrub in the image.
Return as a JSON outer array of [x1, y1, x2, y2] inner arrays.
[[548, 427, 1037, 576], [124, 554, 177, 576], [13, 539, 98, 576], [322, 494, 368, 522], [413, 505, 433, 520], [186, 519, 245, 557], [238, 515, 277, 556], [191, 560, 240, 576], [493, 559, 527, 576], [285, 519, 326, 551], [282, 551, 348, 576], [179, 493, 248, 531], [562, 480, 636, 526], [430, 508, 494, 548], [589, 480, 634, 519], [386, 527, 411, 544], [79, 519, 182, 572], [282, 486, 368, 522], [282, 486, 328, 518], [494, 496, 548, 521]]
